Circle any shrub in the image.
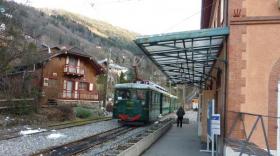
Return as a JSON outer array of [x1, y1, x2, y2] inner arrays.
[[106, 103, 113, 112], [8, 100, 33, 115], [75, 107, 92, 119], [57, 105, 75, 121]]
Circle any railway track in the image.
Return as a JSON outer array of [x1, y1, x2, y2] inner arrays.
[[0, 117, 111, 141], [47, 117, 111, 129], [32, 126, 134, 156]]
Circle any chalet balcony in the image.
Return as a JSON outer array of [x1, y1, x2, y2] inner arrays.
[[64, 65, 85, 76], [60, 90, 99, 101]]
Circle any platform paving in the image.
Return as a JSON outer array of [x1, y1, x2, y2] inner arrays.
[[142, 112, 210, 156]]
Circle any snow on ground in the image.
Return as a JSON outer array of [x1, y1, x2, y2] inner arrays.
[[47, 133, 66, 139], [19, 128, 46, 135], [0, 119, 119, 156]]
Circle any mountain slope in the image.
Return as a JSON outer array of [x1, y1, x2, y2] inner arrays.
[[2, 1, 141, 60], [1, 1, 168, 88]]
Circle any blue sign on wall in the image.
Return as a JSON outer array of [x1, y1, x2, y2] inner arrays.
[[211, 114, 220, 135]]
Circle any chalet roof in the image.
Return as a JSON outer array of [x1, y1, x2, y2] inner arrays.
[[38, 46, 105, 74], [67, 47, 91, 57]]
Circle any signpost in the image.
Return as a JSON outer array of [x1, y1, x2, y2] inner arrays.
[[211, 114, 220, 156], [211, 114, 221, 135], [201, 99, 220, 156]]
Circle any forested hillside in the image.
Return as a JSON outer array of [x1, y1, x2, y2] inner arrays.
[[2, 1, 141, 60], [0, 0, 168, 87]]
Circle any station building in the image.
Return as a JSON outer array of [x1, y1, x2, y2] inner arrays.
[[201, 0, 280, 155], [135, 0, 280, 155]]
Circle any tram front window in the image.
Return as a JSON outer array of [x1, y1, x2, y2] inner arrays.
[[116, 90, 131, 100], [131, 90, 146, 101], [116, 90, 146, 101]]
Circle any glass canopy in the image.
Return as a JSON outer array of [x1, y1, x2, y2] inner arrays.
[[134, 27, 229, 88]]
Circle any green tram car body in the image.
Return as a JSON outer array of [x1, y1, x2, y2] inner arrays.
[[113, 82, 178, 125]]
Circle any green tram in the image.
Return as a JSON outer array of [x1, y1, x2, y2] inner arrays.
[[113, 82, 178, 125]]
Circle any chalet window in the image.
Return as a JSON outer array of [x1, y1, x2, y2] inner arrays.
[[79, 82, 88, 90], [69, 57, 78, 66], [43, 78, 49, 86], [48, 79, 57, 87], [63, 80, 74, 98], [66, 56, 81, 74]]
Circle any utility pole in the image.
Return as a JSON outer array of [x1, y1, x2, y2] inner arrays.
[[103, 48, 111, 107]]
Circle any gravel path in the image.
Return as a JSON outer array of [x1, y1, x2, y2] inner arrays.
[[0, 119, 119, 156]]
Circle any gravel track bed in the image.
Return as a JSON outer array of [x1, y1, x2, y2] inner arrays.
[[82, 126, 148, 156], [0, 119, 119, 156]]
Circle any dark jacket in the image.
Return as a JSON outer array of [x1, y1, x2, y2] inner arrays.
[[176, 107, 185, 118]]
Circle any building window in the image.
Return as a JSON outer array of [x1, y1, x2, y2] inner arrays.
[[48, 79, 57, 87], [43, 78, 49, 86], [79, 82, 88, 90], [69, 57, 78, 66]]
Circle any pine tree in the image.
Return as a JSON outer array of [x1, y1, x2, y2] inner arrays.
[[119, 72, 127, 83]]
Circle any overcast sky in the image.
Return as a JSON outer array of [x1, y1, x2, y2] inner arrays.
[[13, 0, 201, 35]]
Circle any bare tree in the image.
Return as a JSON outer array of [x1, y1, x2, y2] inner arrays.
[[0, 0, 39, 76]]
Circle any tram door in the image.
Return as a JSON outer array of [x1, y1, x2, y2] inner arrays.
[[277, 81, 280, 155]]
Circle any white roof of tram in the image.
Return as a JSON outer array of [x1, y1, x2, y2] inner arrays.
[[115, 83, 177, 98]]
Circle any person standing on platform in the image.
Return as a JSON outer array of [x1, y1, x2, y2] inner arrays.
[[176, 106, 185, 127]]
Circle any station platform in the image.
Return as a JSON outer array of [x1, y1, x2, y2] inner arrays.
[[142, 113, 210, 156]]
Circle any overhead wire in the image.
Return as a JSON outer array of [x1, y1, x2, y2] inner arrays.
[[162, 0, 217, 33], [88, 0, 144, 7]]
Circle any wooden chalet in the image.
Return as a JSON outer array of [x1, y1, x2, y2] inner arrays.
[[38, 46, 104, 106]]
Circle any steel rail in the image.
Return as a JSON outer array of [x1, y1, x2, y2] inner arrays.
[[0, 117, 111, 141], [32, 126, 133, 156]]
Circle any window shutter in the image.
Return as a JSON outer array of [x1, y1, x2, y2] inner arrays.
[[77, 58, 80, 67], [89, 83, 93, 91], [63, 80, 67, 90], [74, 81, 79, 99], [66, 56, 69, 64], [77, 59, 80, 74], [75, 81, 79, 90]]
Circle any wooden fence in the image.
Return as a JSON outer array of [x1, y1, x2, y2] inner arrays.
[[0, 98, 36, 113]]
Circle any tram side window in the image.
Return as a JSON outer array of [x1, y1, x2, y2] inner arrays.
[[153, 93, 160, 103], [152, 92, 158, 104]]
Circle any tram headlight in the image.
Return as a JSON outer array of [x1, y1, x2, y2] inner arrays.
[[142, 101, 145, 106]]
